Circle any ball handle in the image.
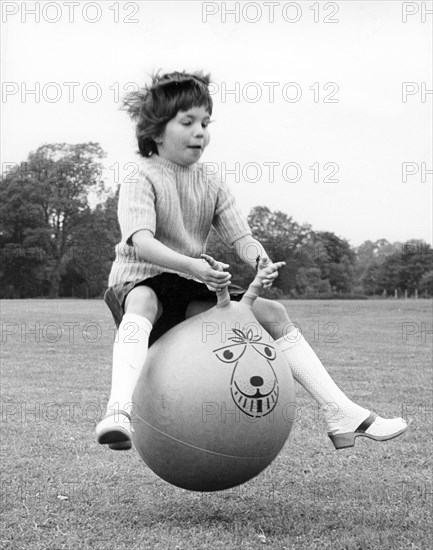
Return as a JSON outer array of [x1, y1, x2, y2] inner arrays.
[[241, 258, 285, 308], [200, 254, 231, 308]]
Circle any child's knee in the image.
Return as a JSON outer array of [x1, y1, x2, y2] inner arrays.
[[270, 300, 289, 321], [124, 285, 162, 324], [252, 298, 292, 340], [254, 298, 290, 324]]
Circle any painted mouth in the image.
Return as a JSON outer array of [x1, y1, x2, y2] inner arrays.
[[188, 145, 202, 150], [232, 381, 279, 417]]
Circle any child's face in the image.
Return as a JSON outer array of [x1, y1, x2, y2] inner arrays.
[[156, 106, 211, 166]]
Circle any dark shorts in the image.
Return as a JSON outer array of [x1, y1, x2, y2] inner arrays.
[[104, 273, 245, 346]]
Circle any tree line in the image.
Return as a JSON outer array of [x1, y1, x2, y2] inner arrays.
[[1, 143, 432, 299]]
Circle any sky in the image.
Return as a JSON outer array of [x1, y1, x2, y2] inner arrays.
[[1, 0, 432, 247]]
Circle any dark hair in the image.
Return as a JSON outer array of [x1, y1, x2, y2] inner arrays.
[[122, 70, 213, 158]]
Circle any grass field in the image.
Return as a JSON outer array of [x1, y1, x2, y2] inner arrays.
[[1, 298, 432, 550]]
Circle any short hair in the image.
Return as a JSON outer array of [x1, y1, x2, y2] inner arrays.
[[122, 70, 213, 158]]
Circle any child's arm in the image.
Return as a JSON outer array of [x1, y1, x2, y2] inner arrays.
[[132, 229, 231, 292], [210, 183, 283, 287], [233, 234, 285, 289], [233, 235, 270, 269]]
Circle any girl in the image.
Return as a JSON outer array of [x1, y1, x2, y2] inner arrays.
[[96, 70, 407, 451]]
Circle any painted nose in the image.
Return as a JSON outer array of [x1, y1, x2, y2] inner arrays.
[[250, 376, 264, 387]]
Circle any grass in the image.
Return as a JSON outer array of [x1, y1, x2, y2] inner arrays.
[[1, 298, 432, 550]]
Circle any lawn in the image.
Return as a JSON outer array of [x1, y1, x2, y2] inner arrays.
[[1, 298, 432, 550]]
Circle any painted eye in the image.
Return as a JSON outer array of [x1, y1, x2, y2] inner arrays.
[[251, 344, 277, 361], [213, 344, 247, 363]]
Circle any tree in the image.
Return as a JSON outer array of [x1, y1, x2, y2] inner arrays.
[[311, 232, 356, 293], [419, 271, 433, 297], [361, 261, 384, 295], [295, 266, 331, 295], [62, 190, 120, 297], [247, 206, 313, 293], [400, 240, 433, 293], [355, 239, 402, 294], [0, 143, 106, 297], [356, 239, 402, 265], [378, 241, 432, 297]]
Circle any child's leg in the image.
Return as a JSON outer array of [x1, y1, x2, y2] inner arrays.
[[96, 285, 160, 450], [252, 298, 407, 449]]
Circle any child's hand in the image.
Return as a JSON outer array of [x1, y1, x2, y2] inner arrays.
[[190, 254, 231, 292], [257, 258, 286, 289]]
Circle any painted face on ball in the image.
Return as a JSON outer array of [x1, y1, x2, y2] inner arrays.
[[213, 329, 279, 418]]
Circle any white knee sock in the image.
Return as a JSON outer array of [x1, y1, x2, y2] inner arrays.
[[106, 313, 152, 416], [276, 333, 369, 433]]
